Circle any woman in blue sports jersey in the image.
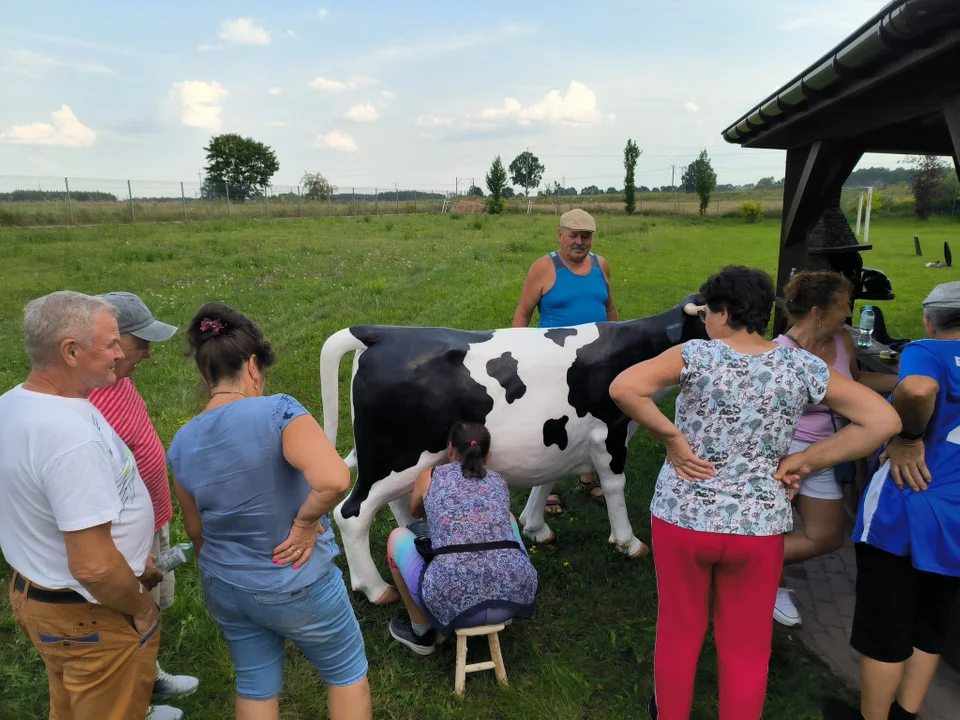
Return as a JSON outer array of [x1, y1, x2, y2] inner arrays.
[[512, 209, 617, 513], [824, 281, 960, 720]]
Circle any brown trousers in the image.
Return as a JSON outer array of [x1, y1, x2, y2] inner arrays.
[[9, 574, 161, 720]]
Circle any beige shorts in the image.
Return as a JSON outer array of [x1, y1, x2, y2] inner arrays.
[[149, 523, 176, 611]]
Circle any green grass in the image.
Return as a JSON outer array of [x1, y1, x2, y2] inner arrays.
[[0, 214, 957, 719]]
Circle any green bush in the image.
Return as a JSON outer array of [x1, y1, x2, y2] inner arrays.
[[484, 197, 505, 215], [740, 201, 762, 223]]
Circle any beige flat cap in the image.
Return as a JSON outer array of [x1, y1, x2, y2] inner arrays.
[[560, 208, 596, 232]]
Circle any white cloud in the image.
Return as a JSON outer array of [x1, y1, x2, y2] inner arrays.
[[200, 18, 271, 50], [380, 90, 395, 105], [314, 130, 358, 152], [264, 121, 290, 127], [169, 81, 229, 130], [415, 114, 454, 128], [481, 81, 602, 127], [307, 76, 375, 93], [345, 103, 378, 122], [0, 105, 96, 147], [364, 23, 532, 64], [317, 8, 329, 20], [684, 102, 699, 115], [3, 49, 112, 76], [285, 29, 296, 37], [268, 87, 282, 96]]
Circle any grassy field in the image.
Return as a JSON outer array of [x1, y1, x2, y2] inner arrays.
[[0, 213, 957, 719]]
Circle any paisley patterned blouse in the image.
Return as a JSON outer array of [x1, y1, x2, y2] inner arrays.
[[650, 340, 830, 536]]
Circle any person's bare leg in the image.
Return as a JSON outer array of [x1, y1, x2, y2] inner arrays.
[[860, 656, 903, 720], [389, 564, 429, 626], [545, 482, 563, 515], [328, 677, 372, 720], [784, 495, 845, 565], [236, 696, 279, 720], [897, 648, 940, 713]]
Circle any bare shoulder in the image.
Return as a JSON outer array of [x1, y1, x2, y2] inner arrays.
[[526, 254, 554, 280], [596, 255, 612, 276]]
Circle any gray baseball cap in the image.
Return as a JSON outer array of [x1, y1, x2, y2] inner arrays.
[[98, 292, 178, 342]]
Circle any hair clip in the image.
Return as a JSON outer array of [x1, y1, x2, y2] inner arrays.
[[200, 318, 225, 335]]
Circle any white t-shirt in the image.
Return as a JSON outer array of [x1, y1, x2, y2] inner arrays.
[[0, 385, 155, 602]]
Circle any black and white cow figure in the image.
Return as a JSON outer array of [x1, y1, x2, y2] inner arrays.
[[320, 294, 708, 603]]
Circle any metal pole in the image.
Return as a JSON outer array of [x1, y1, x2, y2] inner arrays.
[[863, 187, 874, 245], [64, 177, 74, 224], [352, 187, 356, 215], [396, 183, 399, 215], [225, 181, 231, 217], [376, 188, 379, 215], [181, 182, 187, 221], [127, 180, 135, 221], [327, 192, 331, 216], [455, 178, 458, 197], [414, 191, 417, 214], [264, 186, 270, 217], [297, 186, 302, 217], [855, 192, 864, 237]]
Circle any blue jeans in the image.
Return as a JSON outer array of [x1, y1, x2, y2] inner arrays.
[[202, 566, 368, 699]]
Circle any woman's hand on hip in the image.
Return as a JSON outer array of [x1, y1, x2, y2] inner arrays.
[[774, 451, 813, 490], [664, 435, 715, 482], [273, 519, 324, 569]]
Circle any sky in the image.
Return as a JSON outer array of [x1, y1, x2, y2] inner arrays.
[[0, 0, 902, 195]]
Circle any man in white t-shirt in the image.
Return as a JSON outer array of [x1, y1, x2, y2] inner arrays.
[[0, 291, 177, 720]]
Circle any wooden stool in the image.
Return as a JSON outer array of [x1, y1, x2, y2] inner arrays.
[[454, 623, 508, 696]]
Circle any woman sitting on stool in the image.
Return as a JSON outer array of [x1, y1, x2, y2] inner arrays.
[[386, 421, 539, 655]]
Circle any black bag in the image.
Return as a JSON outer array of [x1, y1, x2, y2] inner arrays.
[[829, 411, 857, 486], [407, 520, 435, 560]]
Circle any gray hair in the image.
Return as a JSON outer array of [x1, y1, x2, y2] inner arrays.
[[23, 291, 117, 368], [923, 306, 960, 333]]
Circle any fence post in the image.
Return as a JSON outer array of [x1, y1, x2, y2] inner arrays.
[[64, 177, 74, 224], [327, 192, 331, 216], [414, 191, 417, 214], [127, 180, 135, 221], [298, 186, 303, 217], [181, 182, 187, 221], [264, 186, 270, 217], [376, 188, 379, 216], [396, 183, 400, 215], [225, 181, 231, 217], [352, 187, 356, 216]]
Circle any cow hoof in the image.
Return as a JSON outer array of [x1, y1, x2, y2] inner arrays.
[[613, 538, 650, 559], [522, 525, 556, 544], [374, 586, 401, 606], [629, 542, 651, 559], [541, 529, 557, 545]]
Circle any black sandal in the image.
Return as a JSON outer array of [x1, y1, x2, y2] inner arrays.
[[545, 493, 563, 515], [577, 478, 606, 506]]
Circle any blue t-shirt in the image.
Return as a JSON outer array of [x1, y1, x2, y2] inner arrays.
[[537, 252, 609, 328], [855, 339, 960, 575], [168, 394, 339, 592]]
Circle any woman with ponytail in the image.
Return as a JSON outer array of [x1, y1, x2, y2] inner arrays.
[[386, 421, 539, 655]]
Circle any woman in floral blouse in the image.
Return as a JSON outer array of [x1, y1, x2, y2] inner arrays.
[[610, 265, 900, 720]]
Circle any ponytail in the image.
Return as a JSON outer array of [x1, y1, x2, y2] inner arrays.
[[448, 421, 491, 479]]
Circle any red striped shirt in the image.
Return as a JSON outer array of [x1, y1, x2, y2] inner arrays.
[[88, 378, 172, 531]]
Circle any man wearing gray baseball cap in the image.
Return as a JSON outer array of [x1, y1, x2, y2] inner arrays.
[[88, 293, 197, 719], [825, 280, 960, 720]]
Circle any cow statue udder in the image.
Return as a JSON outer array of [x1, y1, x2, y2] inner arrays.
[[320, 294, 707, 603]]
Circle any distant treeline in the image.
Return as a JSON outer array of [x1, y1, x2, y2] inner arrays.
[[0, 189, 119, 202]]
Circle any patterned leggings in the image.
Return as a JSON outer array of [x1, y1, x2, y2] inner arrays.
[[386, 517, 526, 627]]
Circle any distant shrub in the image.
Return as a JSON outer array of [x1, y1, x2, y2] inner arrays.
[[740, 201, 762, 223], [471, 217, 484, 230], [485, 197, 505, 215]]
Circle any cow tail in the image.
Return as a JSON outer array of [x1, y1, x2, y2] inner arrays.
[[319, 328, 366, 451]]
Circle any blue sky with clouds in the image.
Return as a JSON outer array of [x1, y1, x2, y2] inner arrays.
[[0, 0, 897, 192]]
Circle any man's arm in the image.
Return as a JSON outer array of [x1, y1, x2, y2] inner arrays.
[[63, 523, 159, 633], [599, 256, 618, 321], [173, 478, 204, 556], [512, 258, 547, 328], [881, 374, 940, 492]]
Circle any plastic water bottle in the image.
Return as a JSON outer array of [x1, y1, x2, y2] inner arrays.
[[155, 542, 194, 572], [857, 305, 875, 348]]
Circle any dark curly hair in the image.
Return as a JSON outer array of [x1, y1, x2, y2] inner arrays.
[[186, 302, 276, 387], [448, 421, 491, 479], [783, 271, 853, 321], [699, 265, 775, 335]]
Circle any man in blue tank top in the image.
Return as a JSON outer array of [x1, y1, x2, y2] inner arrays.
[[512, 209, 618, 513], [824, 281, 960, 720]]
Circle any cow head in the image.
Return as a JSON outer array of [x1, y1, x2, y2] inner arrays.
[[666, 293, 709, 344]]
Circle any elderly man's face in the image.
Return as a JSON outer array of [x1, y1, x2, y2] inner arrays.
[[74, 311, 125, 390], [557, 227, 593, 262], [114, 333, 151, 380]]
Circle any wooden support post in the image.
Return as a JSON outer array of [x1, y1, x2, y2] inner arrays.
[[455, 634, 468, 696], [127, 180, 135, 221], [488, 630, 508, 686], [944, 98, 960, 180]]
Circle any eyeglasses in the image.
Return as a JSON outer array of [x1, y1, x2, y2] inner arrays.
[[698, 310, 707, 323]]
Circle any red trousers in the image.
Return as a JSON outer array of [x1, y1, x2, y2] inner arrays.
[[652, 516, 784, 720]]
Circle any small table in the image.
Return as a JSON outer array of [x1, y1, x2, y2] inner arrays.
[[843, 324, 900, 375]]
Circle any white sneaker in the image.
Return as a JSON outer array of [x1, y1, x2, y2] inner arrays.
[[146, 706, 184, 720], [154, 663, 199, 697], [773, 587, 802, 627]]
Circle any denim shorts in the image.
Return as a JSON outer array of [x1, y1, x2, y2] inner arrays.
[[202, 565, 368, 699]]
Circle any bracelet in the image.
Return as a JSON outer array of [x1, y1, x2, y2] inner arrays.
[[898, 430, 925, 441], [293, 518, 320, 529]]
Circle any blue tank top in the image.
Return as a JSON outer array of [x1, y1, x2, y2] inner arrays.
[[537, 252, 609, 328]]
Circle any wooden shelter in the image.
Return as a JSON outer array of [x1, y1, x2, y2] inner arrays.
[[721, 0, 960, 333]]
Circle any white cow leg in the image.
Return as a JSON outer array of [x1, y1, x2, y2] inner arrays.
[[596, 468, 650, 558], [519, 482, 556, 544], [388, 495, 415, 527]]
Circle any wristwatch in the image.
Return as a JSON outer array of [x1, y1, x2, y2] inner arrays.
[[898, 430, 925, 441]]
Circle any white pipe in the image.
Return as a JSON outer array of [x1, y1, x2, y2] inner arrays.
[[863, 187, 873, 245]]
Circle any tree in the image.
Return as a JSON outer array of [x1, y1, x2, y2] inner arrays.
[[693, 149, 718, 216], [638, 185, 650, 193], [606, 186, 618, 194], [680, 160, 697, 193], [623, 138, 642, 214], [467, 184, 484, 197], [203, 134, 279, 201], [301, 172, 336, 200], [484, 155, 509, 214], [509, 151, 545, 197], [502, 186, 516, 199], [581, 185, 602, 196], [907, 155, 950, 220], [539, 180, 562, 213]]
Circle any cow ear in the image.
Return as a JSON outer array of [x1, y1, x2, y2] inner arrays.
[[665, 321, 683, 344]]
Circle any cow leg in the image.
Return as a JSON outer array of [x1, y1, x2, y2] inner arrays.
[[518, 481, 557, 544], [593, 453, 650, 559], [388, 495, 415, 527], [334, 469, 424, 605]]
